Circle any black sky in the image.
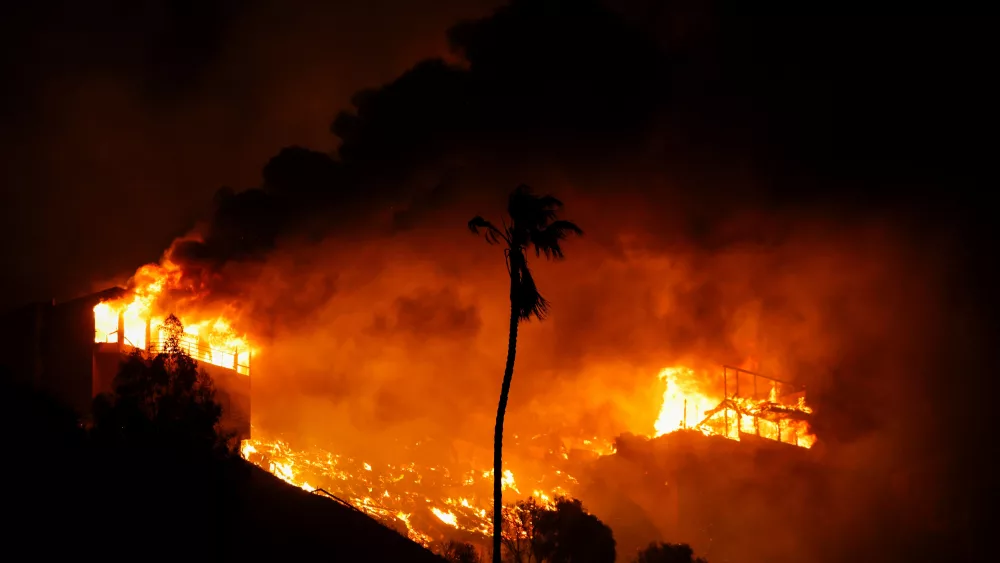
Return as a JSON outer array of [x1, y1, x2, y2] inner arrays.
[[0, 0, 502, 308], [1, 1, 989, 311]]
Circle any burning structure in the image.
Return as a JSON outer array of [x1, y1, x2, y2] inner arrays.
[[0, 246, 818, 557], [0, 268, 252, 440]]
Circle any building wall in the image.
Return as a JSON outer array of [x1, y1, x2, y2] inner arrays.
[[1, 289, 251, 440], [42, 294, 104, 415]]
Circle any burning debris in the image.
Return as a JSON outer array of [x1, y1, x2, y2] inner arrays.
[[236, 365, 814, 547], [655, 366, 815, 448]]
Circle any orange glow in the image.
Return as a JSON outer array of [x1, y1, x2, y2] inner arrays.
[[92, 260, 253, 375], [240, 427, 583, 543], [239, 364, 814, 545], [101, 246, 820, 548], [653, 367, 719, 436]]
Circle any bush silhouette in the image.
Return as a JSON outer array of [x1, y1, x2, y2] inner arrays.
[[634, 542, 708, 563], [534, 498, 616, 563], [502, 496, 544, 563], [91, 314, 227, 456], [500, 496, 615, 563], [438, 540, 484, 563]]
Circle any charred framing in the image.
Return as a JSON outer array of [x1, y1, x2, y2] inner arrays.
[[699, 365, 813, 448]]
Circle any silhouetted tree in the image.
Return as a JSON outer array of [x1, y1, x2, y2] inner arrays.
[[438, 540, 485, 563], [469, 185, 582, 563], [502, 497, 543, 563], [91, 314, 226, 455], [496, 497, 614, 563], [634, 542, 708, 563], [533, 498, 615, 563]]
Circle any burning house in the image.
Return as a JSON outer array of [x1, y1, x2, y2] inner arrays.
[[0, 284, 251, 440]]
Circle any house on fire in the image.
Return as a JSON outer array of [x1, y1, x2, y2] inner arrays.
[[0, 287, 250, 439]]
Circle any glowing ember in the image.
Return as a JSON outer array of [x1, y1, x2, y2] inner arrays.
[[237, 364, 814, 546], [92, 260, 253, 375], [240, 429, 583, 544], [432, 508, 459, 527]]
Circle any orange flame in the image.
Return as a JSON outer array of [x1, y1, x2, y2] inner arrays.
[[654, 366, 816, 447], [92, 260, 253, 375]]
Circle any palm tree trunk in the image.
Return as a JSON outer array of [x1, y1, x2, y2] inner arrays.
[[493, 276, 520, 563]]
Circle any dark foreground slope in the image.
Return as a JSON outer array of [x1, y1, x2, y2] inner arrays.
[[1, 375, 442, 563]]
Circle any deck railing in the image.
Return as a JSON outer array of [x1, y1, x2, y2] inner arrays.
[[147, 336, 251, 376]]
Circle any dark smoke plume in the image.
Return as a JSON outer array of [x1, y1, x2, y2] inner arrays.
[[4, 1, 992, 561]]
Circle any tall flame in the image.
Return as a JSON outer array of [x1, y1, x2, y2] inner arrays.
[[653, 367, 718, 436], [92, 261, 253, 375]]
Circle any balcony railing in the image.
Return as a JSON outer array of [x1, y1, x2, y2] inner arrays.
[[146, 336, 251, 376]]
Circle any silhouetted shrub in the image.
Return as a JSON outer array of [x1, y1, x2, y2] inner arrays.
[[534, 498, 616, 563], [91, 315, 228, 457], [634, 542, 708, 563], [499, 496, 615, 563], [438, 540, 484, 563], [502, 496, 544, 563]]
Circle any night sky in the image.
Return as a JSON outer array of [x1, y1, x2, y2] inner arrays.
[[0, 0, 500, 307], [0, 2, 989, 308]]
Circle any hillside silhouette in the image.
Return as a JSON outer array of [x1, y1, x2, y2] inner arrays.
[[1, 359, 443, 562]]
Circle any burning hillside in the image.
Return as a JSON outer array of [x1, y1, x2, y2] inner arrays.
[[237, 367, 813, 546], [91, 256, 815, 546]]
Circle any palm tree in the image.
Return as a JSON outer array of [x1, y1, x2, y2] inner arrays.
[[468, 184, 583, 563]]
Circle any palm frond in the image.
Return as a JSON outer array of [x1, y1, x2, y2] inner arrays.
[[468, 216, 508, 245], [473, 185, 579, 322], [529, 220, 583, 259], [514, 261, 549, 321], [507, 185, 565, 233]]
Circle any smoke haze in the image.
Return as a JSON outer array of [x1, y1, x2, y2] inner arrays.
[[2, 1, 992, 561]]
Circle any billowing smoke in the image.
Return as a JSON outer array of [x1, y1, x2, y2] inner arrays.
[[10, 0, 990, 561], [151, 3, 987, 560]]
